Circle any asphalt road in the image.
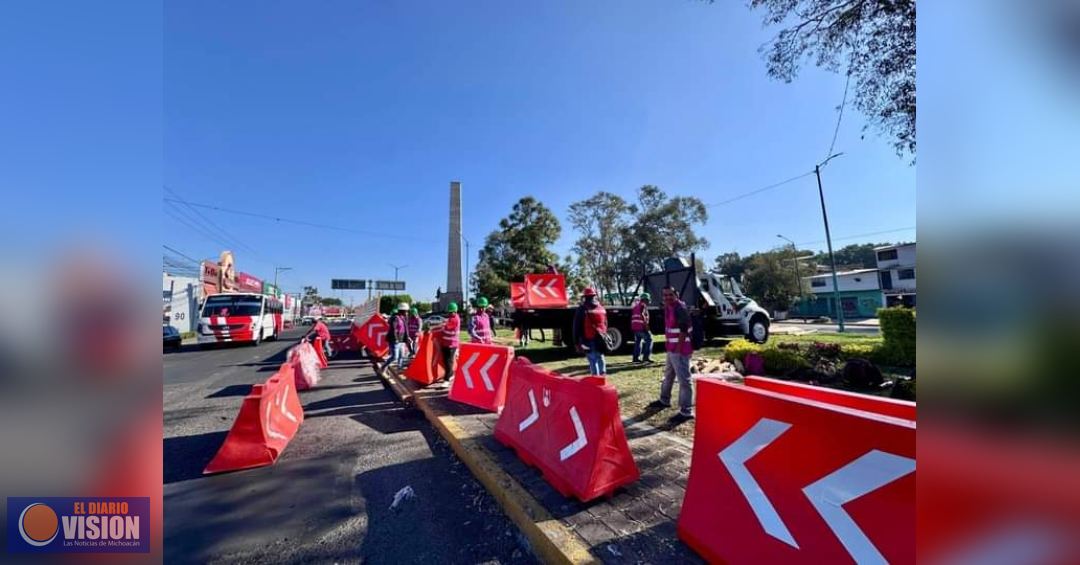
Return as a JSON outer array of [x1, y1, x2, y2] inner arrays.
[[770, 321, 881, 335], [164, 328, 535, 564]]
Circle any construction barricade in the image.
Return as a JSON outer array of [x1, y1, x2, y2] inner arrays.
[[523, 273, 568, 308], [744, 375, 917, 421], [402, 331, 444, 385], [493, 358, 639, 502], [287, 341, 321, 390], [447, 342, 514, 412], [204, 362, 305, 474], [510, 282, 527, 309], [329, 330, 360, 354], [354, 313, 390, 359], [312, 336, 329, 368], [678, 377, 915, 564]]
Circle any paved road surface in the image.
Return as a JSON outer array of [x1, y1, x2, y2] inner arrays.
[[771, 321, 880, 335], [164, 328, 534, 564]]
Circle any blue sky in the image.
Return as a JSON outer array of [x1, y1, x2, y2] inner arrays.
[[162, 0, 916, 302]]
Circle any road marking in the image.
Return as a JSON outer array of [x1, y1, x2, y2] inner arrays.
[[519, 389, 539, 432], [479, 354, 498, 391], [718, 418, 798, 548], [803, 449, 915, 564], [558, 406, 588, 461], [461, 352, 479, 389]]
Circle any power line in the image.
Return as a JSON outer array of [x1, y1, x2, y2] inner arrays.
[[164, 187, 267, 260], [706, 171, 815, 208], [162, 197, 435, 243], [162, 244, 200, 264], [795, 226, 915, 247], [825, 72, 851, 161]]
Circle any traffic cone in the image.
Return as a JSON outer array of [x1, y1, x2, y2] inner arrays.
[[312, 337, 329, 368]]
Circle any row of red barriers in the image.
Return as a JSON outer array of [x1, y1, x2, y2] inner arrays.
[[354, 313, 390, 359], [678, 376, 916, 564], [510, 274, 569, 309]]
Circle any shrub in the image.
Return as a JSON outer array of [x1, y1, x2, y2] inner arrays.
[[760, 347, 810, 376], [838, 344, 875, 361], [877, 307, 915, 366], [723, 339, 763, 364]]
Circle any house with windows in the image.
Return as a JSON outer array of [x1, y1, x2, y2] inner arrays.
[[875, 242, 916, 307], [792, 268, 884, 319]]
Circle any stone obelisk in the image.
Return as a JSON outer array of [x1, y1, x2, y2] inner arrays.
[[440, 181, 464, 311]]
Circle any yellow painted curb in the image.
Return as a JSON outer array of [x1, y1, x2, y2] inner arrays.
[[376, 367, 598, 565]]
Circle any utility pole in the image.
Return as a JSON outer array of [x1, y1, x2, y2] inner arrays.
[[776, 234, 802, 298], [815, 155, 845, 332], [273, 266, 291, 288], [388, 263, 407, 300]]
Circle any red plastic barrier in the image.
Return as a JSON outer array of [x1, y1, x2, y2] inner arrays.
[[288, 342, 321, 390], [329, 330, 359, 353], [523, 274, 568, 308], [447, 342, 514, 412], [510, 282, 527, 308], [745, 376, 916, 421], [312, 336, 329, 368], [204, 363, 305, 474], [402, 331, 445, 385], [494, 358, 639, 502], [678, 378, 915, 564], [355, 314, 390, 358]]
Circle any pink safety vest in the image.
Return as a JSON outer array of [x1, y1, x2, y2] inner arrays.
[[471, 312, 493, 344], [631, 301, 648, 332], [391, 315, 407, 341], [407, 315, 421, 338], [664, 301, 693, 355], [441, 314, 461, 348]]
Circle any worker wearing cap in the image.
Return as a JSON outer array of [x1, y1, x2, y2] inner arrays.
[[631, 292, 653, 364], [573, 287, 609, 375], [406, 307, 422, 356], [469, 297, 494, 344], [388, 302, 410, 370], [438, 302, 461, 382]]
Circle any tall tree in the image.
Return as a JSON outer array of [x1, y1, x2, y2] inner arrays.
[[747, 0, 916, 158], [623, 185, 709, 273], [473, 197, 562, 303], [742, 250, 804, 314], [714, 251, 749, 282], [567, 191, 636, 298], [811, 242, 892, 269]]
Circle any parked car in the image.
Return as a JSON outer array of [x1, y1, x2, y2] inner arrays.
[[163, 325, 182, 352]]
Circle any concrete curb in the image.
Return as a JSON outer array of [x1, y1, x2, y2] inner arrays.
[[374, 364, 598, 565]]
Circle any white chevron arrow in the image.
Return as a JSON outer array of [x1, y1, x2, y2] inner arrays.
[[718, 418, 798, 548], [479, 354, 498, 391], [558, 406, 588, 461], [529, 280, 548, 298], [518, 389, 539, 432], [460, 352, 479, 388], [803, 449, 915, 564], [265, 395, 287, 440], [280, 384, 298, 423], [544, 278, 560, 299]]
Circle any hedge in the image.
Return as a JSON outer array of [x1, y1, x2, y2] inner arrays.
[[877, 307, 916, 367]]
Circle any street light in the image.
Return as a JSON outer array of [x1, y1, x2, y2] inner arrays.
[[388, 263, 408, 299], [776, 235, 802, 299], [273, 266, 292, 288], [815, 153, 845, 332]]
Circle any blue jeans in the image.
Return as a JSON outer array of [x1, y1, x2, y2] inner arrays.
[[389, 342, 407, 369], [632, 330, 653, 361], [586, 348, 606, 375]]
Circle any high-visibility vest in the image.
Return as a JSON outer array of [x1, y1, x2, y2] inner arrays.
[[630, 301, 648, 331], [441, 314, 461, 347], [664, 301, 693, 355], [583, 304, 608, 340], [407, 315, 421, 337], [471, 312, 493, 344]]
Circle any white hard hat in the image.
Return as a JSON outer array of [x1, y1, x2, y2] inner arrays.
[[397, 302, 409, 311]]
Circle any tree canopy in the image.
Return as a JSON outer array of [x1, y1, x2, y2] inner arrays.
[[472, 197, 562, 303], [622, 186, 709, 274]]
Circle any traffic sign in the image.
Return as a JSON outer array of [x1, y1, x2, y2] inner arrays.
[[331, 279, 368, 290], [375, 280, 406, 291]]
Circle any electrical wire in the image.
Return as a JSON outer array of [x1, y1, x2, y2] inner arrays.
[[705, 171, 815, 208], [795, 226, 915, 247], [825, 72, 851, 162]]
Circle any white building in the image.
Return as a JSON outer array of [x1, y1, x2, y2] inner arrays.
[[163, 273, 201, 333], [875, 242, 916, 307], [797, 268, 884, 319], [805, 268, 881, 293]]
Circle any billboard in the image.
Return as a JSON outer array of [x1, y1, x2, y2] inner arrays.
[[374, 280, 405, 291], [237, 272, 263, 293], [331, 279, 367, 290]]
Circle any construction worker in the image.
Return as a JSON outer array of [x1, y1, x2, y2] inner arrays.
[[573, 287, 608, 375], [650, 285, 694, 422], [439, 302, 461, 382], [388, 303, 409, 370], [470, 297, 494, 344], [406, 306, 422, 356], [631, 292, 653, 363], [308, 316, 333, 359]]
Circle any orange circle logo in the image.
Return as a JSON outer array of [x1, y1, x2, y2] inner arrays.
[[19, 503, 59, 546]]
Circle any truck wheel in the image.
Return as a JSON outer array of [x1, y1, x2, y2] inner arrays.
[[747, 315, 769, 344], [605, 327, 624, 352]]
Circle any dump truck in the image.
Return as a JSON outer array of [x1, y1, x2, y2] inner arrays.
[[511, 255, 771, 352]]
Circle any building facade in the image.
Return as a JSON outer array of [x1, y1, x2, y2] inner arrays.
[[875, 243, 916, 307], [163, 273, 201, 333], [792, 268, 884, 319]]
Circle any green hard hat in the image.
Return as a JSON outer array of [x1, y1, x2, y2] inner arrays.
[[641, 292, 651, 302], [448, 302, 459, 313], [410, 307, 418, 315], [477, 296, 490, 307]]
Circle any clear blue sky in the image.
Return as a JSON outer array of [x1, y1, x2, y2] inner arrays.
[[162, 0, 916, 302]]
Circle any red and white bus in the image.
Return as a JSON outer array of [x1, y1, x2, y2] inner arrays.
[[197, 292, 283, 346]]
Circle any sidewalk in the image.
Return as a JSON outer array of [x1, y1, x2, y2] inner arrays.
[[376, 363, 704, 564]]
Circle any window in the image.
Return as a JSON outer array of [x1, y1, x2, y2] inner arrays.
[[898, 268, 915, 280], [811, 279, 827, 288], [854, 277, 862, 282], [877, 249, 898, 261]]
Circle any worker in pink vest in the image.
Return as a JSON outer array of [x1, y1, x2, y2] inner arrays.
[[438, 302, 461, 382], [649, 285, 694, 422], [406, 307, 422, 355], [388, 303, 410, 370], [469, 297, 494, 344], [630, 292, 653, 364]]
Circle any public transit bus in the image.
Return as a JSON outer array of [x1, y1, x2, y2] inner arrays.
[[197, 292, 283, 346]]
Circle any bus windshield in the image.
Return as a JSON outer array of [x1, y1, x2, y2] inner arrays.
[[202, 294, 263, 317]]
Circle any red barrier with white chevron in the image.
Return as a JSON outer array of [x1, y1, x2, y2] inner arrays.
[[510, 282, 527, 309], [447, 342, 514, 412], [523, 274, 568, 308], [329, 329, 360, 353], [354, 313, 390, 358], [744, 376, 916, 421], [204, 362, 305, 474], [493, 358, 639, 502], [678, 378, 915, 564]]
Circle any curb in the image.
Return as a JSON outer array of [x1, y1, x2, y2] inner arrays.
[[374, 364, 597, 565]]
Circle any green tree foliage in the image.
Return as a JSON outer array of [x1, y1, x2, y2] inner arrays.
[[379, 294, 415, 314], [319, 297, 343, 306], [714, 251, 748, 282], [747, 0, 916, 158], [811, 242, 894, 270], [622, 185, 709, 273], [415, 302, 433, 315], [567, 191, 636, 298], [741, 250, 805, 314], [473, 197, 562, 303]]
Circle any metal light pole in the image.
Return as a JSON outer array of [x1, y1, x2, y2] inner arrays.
[[388, 263, 407, 299], [776, 234, 802, 298], [273, 266, 292, 288], [815, 154, 845, 332]]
